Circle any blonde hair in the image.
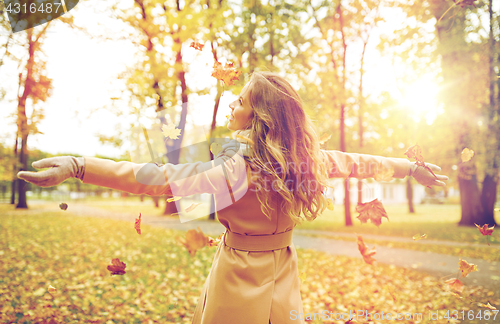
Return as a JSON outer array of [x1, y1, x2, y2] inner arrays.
[[235, 71, 329, 224]]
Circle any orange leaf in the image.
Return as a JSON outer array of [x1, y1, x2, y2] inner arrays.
[[134, 213, 141, 235], [357, 235, 376, 265], [177, 227, 209, 256], [445, 278, 464, 293], [207, 232, 224, 247], [404, 144, 424, 163], [458, 258, 478, 277], [478, 302, 497, 310], [107, 258, 126, 275], [356, 198, 389, 227], [185, 202, 202, 213], [190, 39, 204, 51], [211, 61, 242, 86], [475, 223, 495, 236]]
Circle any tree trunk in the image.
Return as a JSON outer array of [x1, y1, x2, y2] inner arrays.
[[480, 174, 498, 226], [406, 177, 415, 213], [16, 134, 28, 209], [457, 165, 483, 226]]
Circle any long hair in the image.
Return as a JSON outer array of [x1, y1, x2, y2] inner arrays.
[[234, 71, 329, 225]]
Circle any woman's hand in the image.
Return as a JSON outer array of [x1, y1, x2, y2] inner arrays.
[[409, 162, 448, 187], [17, 156, 85, 187]]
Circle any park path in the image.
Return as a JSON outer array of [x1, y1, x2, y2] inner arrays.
[[24, 201, 500, 295]]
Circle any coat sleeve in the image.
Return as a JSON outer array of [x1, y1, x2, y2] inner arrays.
[[81, 147, 248, 197], [320, 150, 411, 179]]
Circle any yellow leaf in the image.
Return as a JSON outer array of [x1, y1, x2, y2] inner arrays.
[[374, 163, 394, 182], [166, 196, 182, 203], [161, 123, 181, 140], [48, 285, 57, 294], [326, 198, 334, 210], [412, 234, 427, 241], [210, 143, 223, 156], [458, 258, 478, 277], [478, 302, 497, 310], [177, 227, 208, 256], [461, 148, 474, 163], [298, 271, 307, 281], [318, 133, 331, 145]]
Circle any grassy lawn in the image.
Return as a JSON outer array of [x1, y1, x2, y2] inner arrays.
[[1, 204, 499, 323]]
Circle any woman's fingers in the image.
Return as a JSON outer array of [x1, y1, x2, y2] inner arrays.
[[32, 157, 60, 169], [425, 163, 441, 172]]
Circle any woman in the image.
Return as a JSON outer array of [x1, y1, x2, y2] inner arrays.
[[18, 72, 447, 324]]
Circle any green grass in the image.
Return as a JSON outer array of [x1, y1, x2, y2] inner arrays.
[[296, 204, 500, 245], [1, 205, 498, 323]]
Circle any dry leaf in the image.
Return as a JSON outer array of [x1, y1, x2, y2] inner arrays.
[[207, 233, 224, 247], [48, 285, 57, 295], [412, 234, 427, 241], [318, 133, 331, 145], [445, 278, 464, 293], [458, 258, 478, 277], [211, 61, 242, 86], [326, 198, 334, 211], [298, 271, 307, 281], [475, 223, 495, 236], [461, 148, 474, 163], [161, 123, 181, 140], [374, 163, 394, 182], [107, 258, 126, 276], [190, 39, 204, 51], [166, 196, 182, 203], [134, 213, 141, 235], [404, 144, 424, 163], [177, 227, 209, 256], [477, 302, 497, 310], [210, 143, 223, 156], [59, 203, 68, 210], [185, 202, 202, 213], [356, 198, 389, 227], [357, 235, 376, 265]]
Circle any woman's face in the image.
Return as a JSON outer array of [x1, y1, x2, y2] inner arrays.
[[228, 82, 254, 131]]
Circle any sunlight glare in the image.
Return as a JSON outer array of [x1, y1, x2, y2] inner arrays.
[[401, 75, 440, 124]]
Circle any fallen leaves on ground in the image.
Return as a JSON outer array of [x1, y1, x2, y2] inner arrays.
[[134, 213, 142, 235], [355, 198, 389, 227]]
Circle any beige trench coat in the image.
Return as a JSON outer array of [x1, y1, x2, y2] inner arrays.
[[81, 144, 411, 324]]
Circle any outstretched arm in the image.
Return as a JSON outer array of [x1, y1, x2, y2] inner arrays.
[[17, 144, 248, 196], [320, 150, 448, 187]]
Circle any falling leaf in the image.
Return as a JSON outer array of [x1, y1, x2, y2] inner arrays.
[[357, 235, 376, 265], [134, 213, 141, 235], [318, 133, 331, 145], [207, 232, 224, 247], [356, 198, 389, 227], [166, 196, 182, 203], [211, 61, 242, 86], [458, 258, 478, 278], [374, 163, 394, 182], [107, 258, 126, 276], [190, 39, 204, 51], [161, 123, 181, 140], [176, 227, 209, 256], [475, 223, 495, 236], [478, 302, 497, 310], [461, 148, 474, 163], [445, 278, 464, 293], [404, 144, 424, 163], [210, 143, 223, 156], [48, 285, 57, 295], [326, 198, 334, 211], [412, 234, 427, 241], [298, 271, 307, 281], [185, 202, 202, 213], [226, 115, 230, 120], [59, 203, 68, 210]]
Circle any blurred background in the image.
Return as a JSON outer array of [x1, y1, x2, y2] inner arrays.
[[0, 0, 498, 227]]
